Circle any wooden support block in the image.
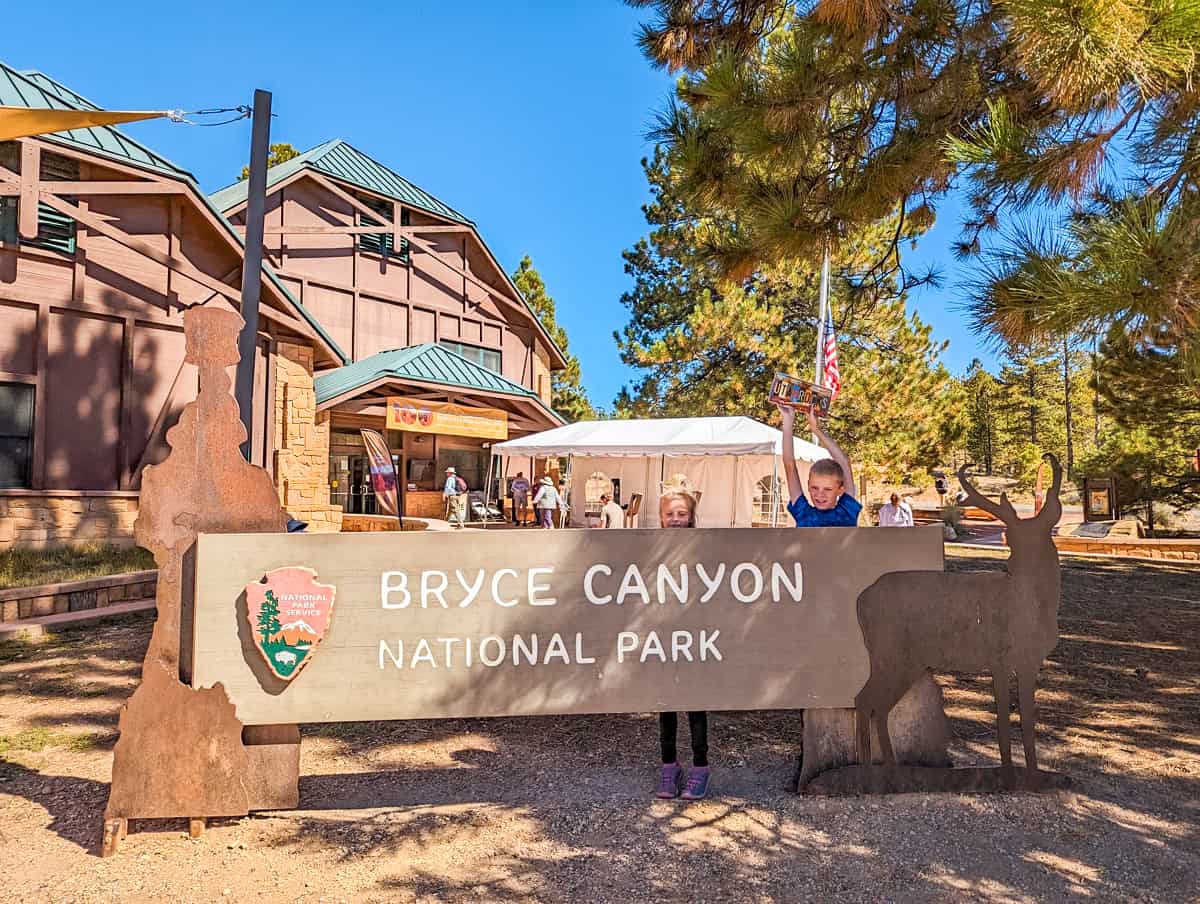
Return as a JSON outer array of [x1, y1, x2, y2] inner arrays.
[[101, 818, 127, 858], [188, 817, 206, 838]]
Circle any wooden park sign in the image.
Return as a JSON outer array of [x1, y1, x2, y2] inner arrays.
[[102, 306, 1068, 856], [192, 526, 943, 724]]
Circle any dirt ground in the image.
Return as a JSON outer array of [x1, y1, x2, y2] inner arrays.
[[1, 549, 1197, 903]]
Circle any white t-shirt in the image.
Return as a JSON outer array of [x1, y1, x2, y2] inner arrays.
[[879, 501, 914, 527], [599, 500, 625, 528]]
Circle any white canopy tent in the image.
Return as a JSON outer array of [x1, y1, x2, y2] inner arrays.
[[491, 417, 829, 528]]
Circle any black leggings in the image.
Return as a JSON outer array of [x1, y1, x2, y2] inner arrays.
[[659, 711, 708, 767]]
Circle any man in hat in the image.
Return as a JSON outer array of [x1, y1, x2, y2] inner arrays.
[[443, 466, 467, 528]]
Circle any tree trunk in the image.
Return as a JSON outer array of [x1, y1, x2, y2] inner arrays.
[[1062, 336, 1074, 476], [1028, 369, 1037, 444], [984, 415, 993, 475], [1146, 470, 1156, 536]]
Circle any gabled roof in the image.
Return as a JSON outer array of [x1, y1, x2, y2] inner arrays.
[[1, 64, 189, 179], [0, 60, 348, 366], [209, 138, 569, 371], [314, 343, 562, 423], [209, 139, 472, 225]]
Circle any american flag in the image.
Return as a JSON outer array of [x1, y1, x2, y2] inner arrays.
[[822, 307, 841, 402]]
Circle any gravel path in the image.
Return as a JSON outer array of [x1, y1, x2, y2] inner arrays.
[[1, 550, 1197, 903]]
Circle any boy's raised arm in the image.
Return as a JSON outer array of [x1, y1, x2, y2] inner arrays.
[[807, 409, 857, 499], [776, 404, 804, 504]]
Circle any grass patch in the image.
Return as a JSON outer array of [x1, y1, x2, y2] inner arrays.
[[0, 727, 99, 755], [0, 543, 155, 591]]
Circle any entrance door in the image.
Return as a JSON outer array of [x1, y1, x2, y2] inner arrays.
[[329, 454, 377, 515]]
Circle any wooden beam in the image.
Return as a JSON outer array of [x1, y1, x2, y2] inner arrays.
[[167, 198, 182, 306], [31, 301, 49, 488], [35, 187, 244, 304], [0, 181, 187, 196], [305, 172, 520, 309], [117, 316, 135, 488], [231, 224, 472, 236], [19, 143, 39, 239], [0, 164, 321, 344], [71, 169, 87, 307]]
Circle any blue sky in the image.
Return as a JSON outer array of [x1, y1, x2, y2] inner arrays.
[[6, 1, 998, 405]]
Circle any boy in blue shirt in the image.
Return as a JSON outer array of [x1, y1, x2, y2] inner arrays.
[[777, 404, 861, 528]]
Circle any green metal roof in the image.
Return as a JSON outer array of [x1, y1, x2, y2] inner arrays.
[[1, 60, 349, 366], [208, 139, 472, 224], [315, 343, 560, 421], [1, 63, 190, 180]]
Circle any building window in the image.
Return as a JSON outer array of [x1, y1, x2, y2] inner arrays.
[[0, 143, 78, 254], [584, 471, 612, 516], [0, 382, 35, 489], [436, 448, 486, 491], [440, 340, 501, 374], [357, 196, 410, 265]]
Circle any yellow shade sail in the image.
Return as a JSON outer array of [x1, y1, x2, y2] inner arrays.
[[0, 107, 168, 142]]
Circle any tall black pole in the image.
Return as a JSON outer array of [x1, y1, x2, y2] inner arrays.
[[236, 89, 272, 460]]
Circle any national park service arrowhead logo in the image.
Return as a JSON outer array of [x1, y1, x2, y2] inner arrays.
[[245, 567, 335, 681]]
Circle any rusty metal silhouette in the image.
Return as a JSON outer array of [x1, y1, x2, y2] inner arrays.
[[854, 454, 1063, 775], [102, 307, 295, 856]]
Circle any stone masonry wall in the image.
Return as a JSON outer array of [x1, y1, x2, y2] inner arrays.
[[0, 492, 140, 550], [273, 341, 343, 531]]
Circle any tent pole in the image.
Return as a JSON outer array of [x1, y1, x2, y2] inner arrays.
[[483, 452, 495, 525], [561, 453, 573, 528], [731, 455, 739, 527], [770, 454, 780, 527]]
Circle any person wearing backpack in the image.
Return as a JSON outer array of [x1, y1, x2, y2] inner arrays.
[[443, 466, 468, 528]]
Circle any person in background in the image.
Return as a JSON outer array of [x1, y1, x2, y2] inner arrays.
[[510, 471, 531, 525], [594, 492, 625, 529], [558, 479, 571, 528], [879, 492, 914, 527], [654, 489, 712, 800], [442, 466, 468, 529], [532, 476, 560, 529], [777, 405, 861, 527]]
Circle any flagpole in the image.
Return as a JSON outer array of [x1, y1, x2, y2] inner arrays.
[[814, 237, 831, 385], [812, 237, 831, 443]]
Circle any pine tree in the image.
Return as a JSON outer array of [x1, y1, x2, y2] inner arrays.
[[511, 256, 596, 422], [617, 153, 963, 482], [628, 1, 1200, 376], [1079, 329, 1200, 523], [239, 143, 301, 181], [962, 360, 999, 475], [257, 590, 282, 645]]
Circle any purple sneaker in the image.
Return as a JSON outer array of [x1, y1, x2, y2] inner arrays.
[[655, 762, 684, 799], [681, 766, 711, 800]]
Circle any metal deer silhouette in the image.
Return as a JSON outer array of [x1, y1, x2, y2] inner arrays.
[[855, 454, 1063, 773]]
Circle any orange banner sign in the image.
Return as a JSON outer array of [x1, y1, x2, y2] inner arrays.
[[386, 397, 508, 440]]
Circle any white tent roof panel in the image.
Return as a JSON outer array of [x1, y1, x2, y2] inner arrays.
[[493, 416, 828, 461]]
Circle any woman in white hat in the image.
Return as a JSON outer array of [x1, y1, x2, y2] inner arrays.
[[531, 476, 561, 529]]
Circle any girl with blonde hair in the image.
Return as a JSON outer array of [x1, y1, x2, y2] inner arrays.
[[654, 489, 711, 799]]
